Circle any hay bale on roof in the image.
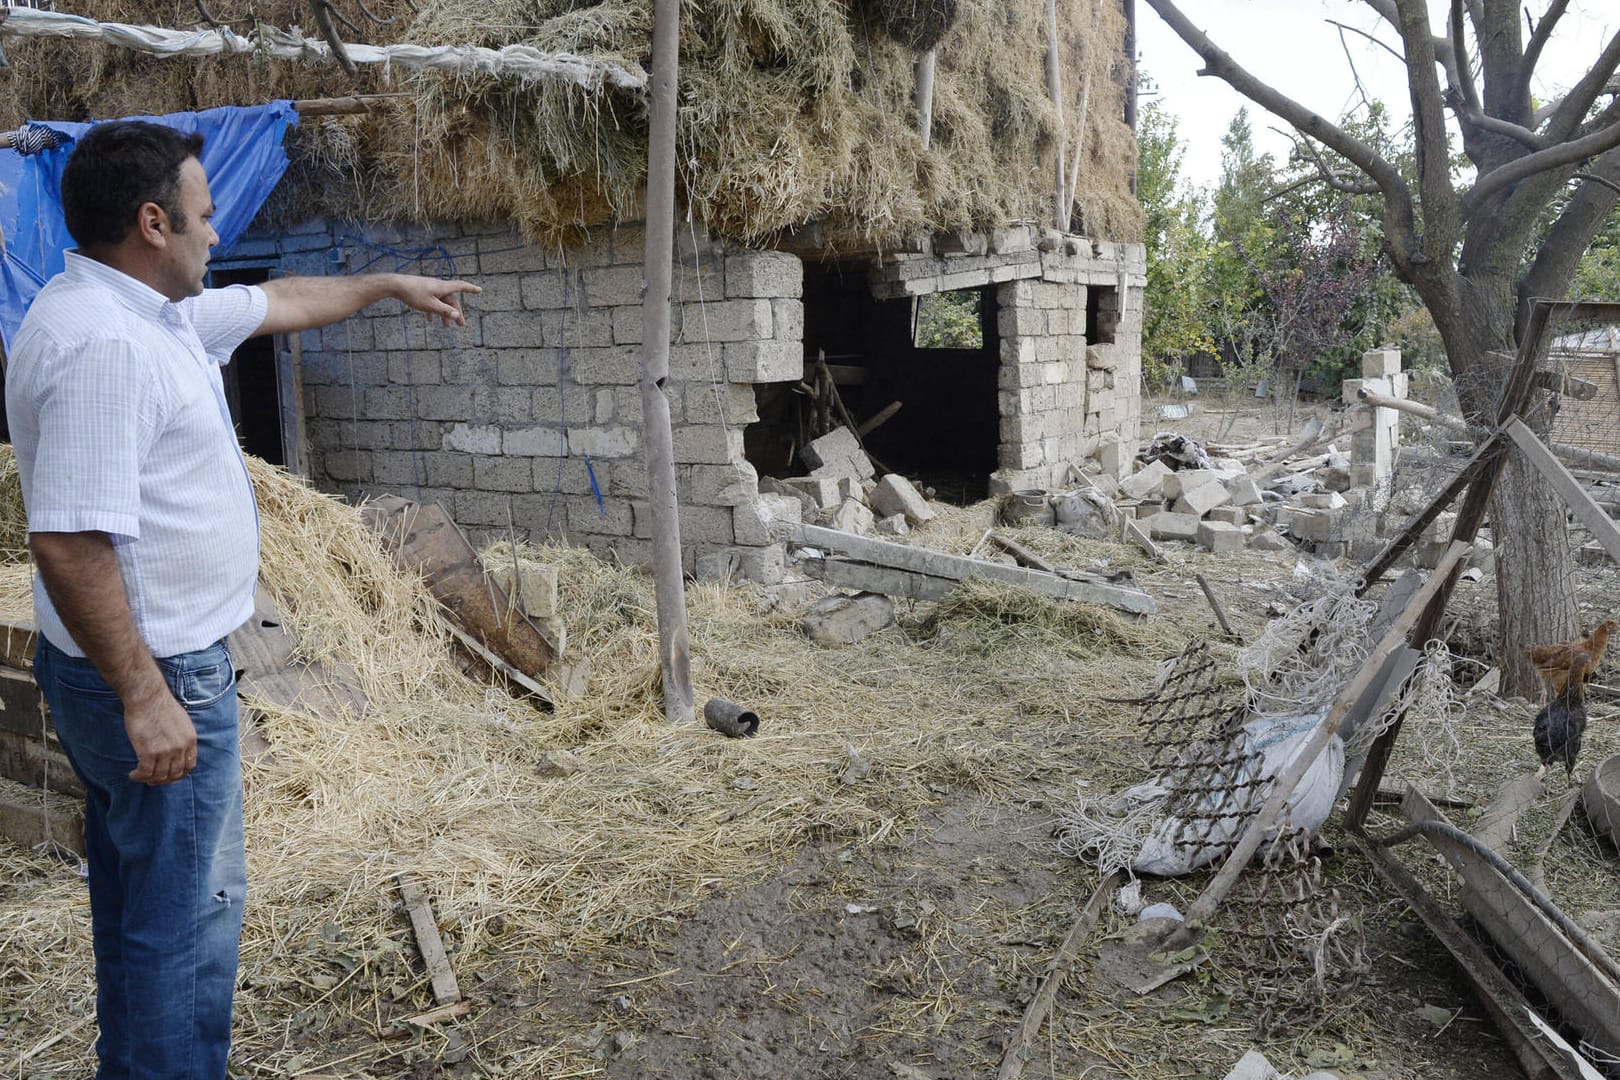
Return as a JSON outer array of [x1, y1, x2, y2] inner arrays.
[[0, 0, 1142, 246]]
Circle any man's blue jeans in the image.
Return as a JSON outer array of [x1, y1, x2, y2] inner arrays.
[[35, 636, 246, 1080]]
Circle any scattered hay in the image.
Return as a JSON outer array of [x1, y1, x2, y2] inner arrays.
[[0, 0, 1141, 246]]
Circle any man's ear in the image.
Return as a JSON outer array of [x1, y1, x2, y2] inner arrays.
[[133, 201, 168, 247]]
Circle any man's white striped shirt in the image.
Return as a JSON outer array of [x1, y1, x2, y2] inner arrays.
[[7, 251, 267, 658]]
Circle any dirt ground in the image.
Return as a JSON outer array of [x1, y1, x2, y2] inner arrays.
[[12, 393, 1620, 1079]]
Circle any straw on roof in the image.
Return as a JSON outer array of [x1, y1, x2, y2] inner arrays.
[[0, 1, 1143, 247]]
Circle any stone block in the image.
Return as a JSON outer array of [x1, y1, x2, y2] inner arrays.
[[473, 455, 534, 493], [689, 462, 759, 507], [1119, 459, 1172, 500], [1288, 509, 1339, 541], [990, 225, 1033, 254], [681, 299, 772, 343], [1362, 348, 1402, 377], [801, 427, 875, 480], [1297, 492, 1348, 510], [1197, 519, 1244, 553], [787, 477, 842, 509], [725, 340, 803, 383], [1095, 433, 1129, 478], [1147, 512, 1201, 541], [801, 592, 894, 647], [829, 498, 874, 535], [869, 474, 935, 525], [582, 265, 647, 308], [1248, 527, 1293, 552], [1226, 476, 1263, 506], [504, 425, 566, 458], [1207, 506, 1248, 526], [875, 514, 909, 537], [1163, 469, 1222, 501], [771, 298, 805, 342], [442, 423, 501, 455], [731, 543, 787, 583], [760, 476, 819, 518], [673, 424, 745, 465], [726, 251, 803, 298], [565, 426, 638, 458], [1173, 480, 1230, 517], [733, 494, 800, 546]]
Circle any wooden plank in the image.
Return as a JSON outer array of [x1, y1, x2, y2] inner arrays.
[[398, 874, 461, 1006], [1533, 369, 1600, 400], [779, 521, 1156, 615], [0, 729, 82, 798], [278, 337, 309, 478], [0, 775, 84, 857], [443, 623, 553, 704], [0, 617, 37, 671], [0, 667, 47, 738], [1506, 417, 1620, 565], [987, 532, 1057, 573], [1352, 834, 1589, 1080], [363, 496, 560, 676], [227, 585, 367, 724]]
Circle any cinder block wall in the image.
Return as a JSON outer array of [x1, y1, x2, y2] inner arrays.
[[228, 221, 802, 578]]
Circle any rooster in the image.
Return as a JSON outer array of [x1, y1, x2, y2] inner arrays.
[[1527, 619, 1616, 696], [1534, 650, 1592, 781]]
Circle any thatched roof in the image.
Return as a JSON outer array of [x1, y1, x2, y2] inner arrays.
[[0, 1, 1142, 249]]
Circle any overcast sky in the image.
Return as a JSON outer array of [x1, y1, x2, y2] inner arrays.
[[1135, 0, 1618, 191]]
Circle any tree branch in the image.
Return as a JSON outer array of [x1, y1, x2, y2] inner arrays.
[[1464, 117, 1620, 215], [1281, 129, 1384, 195], [1326, 18, 1404, 64], [1542, 26, 1620, 142], [1145, 0, 1413, 240], [1449, 0, 1482, 117], [1519, 0, 1568, 93], [1360, 0, 1458, 72], [1396, 0, 1458, 251], [1518, 142, 1620, 313]]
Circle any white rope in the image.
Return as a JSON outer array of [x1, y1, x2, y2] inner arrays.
[[0, 8, 648, 94]]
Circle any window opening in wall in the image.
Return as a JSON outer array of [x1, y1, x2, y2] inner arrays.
[[913, 290, 984, 350], [1086, 284, 1119, 346], [210, 265, 285, 466], [745, 264, 1000, 504]]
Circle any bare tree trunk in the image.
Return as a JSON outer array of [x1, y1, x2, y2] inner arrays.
[[1489, 450, 1577, 699]]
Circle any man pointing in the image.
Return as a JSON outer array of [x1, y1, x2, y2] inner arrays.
[[5, 119, 479, 1079]]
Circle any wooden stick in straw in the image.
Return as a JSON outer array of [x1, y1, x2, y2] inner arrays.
[[1181, 540, 1471, 933], [997, 870, 1122, 1080]]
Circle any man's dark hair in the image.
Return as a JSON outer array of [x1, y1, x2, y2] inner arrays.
[[61, 121, 206, 249]]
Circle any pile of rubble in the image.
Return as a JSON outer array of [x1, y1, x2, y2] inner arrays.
[[756, 426, 937, 537]]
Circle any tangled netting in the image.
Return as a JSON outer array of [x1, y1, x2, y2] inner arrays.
[[1057, 575, 1470, 1033]]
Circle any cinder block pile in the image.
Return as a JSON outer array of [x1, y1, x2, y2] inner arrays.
[[761, 426, 937, 538]]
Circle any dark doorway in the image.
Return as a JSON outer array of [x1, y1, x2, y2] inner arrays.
[[210, 266, 284, 466], [748, 262, 999, 503]]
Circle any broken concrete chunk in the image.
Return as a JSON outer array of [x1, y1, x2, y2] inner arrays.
[[1318, 465, 1353, 492], [875, 513, 910, 537], [1206, 506, 1247, 526], [801, 592, 894, 647], [1162, 469, 1222, 501], [1297, 492, 1347, 510], [1172, 481, 1231, 518], [1197, 519, 1244, 553], [1119, 459, 1173, 501], [870, 474, 936, 526], [1095, 432, 1130, 478], [1288, 509, 1339, 541], [1225, 476, 1263, 507], [1146, 511, 1202, 541], [786, 476, 842, 510], [1248, 527, 1293, 552], [1086, 471, 1122, 498], [802, 426, 875, 481], [829, 498, 874, 536]]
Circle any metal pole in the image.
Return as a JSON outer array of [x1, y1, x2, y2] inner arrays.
[[639, 0, 695, 724]]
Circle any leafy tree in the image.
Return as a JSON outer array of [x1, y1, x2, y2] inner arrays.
[[1137, 98, 1213, 382], [1146, 0, 1620, 695]]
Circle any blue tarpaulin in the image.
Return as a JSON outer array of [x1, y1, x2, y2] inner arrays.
[[0, 101, 298, 349]]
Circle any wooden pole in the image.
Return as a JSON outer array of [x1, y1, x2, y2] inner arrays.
[[914, 50, 937, 150], [1044, 0, 1067, 229], [639, 0, 695, 725]]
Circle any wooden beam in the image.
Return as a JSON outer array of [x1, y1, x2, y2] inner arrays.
[[779, 521, 1156, 615], [397, 875, 461, 1006], [1506, 416, 1620, 564]]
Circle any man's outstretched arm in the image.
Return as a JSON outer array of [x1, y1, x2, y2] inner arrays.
[[255, 272, 481, 336]]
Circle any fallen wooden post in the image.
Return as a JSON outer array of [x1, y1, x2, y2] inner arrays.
[[996, 870, 1121, 1080], [987, 532, 1057, 573], [856, 400, 903, 438], [398, 874, 462, 1007], [1194, 573, 1237, 640], [780, 521, 1156, 615]]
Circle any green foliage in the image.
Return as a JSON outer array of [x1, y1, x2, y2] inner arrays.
[[1137, 99, 1213, 384], [914, 290, 983, 349], [1571, 207, 1620, 301]]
